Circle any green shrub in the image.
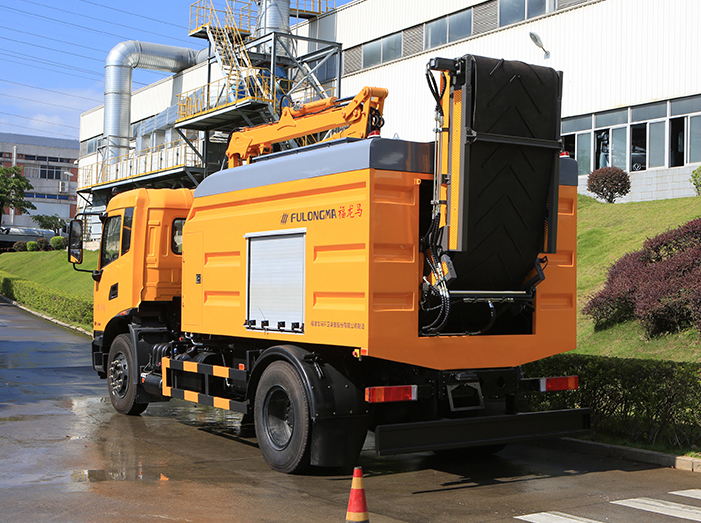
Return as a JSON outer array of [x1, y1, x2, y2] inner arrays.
[[26, 241, 39, 251], [691, 165, 701, 196], [0, 270, 92, 330], [12, 241, 27, 252], [523, 354, 701, 448], [50, 236, 66, 250], [587, 166, 631, 203], [36, 237, 50, 251]]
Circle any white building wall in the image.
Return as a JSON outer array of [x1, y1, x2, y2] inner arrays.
[[297, 0, 484, 49], [341, 0, 701, 143]]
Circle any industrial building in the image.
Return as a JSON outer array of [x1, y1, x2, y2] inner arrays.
[[77, 0, 701, 234], [0, 132, 79, 228]]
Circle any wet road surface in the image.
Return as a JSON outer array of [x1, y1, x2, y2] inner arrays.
[[1, 301, 701, 522]]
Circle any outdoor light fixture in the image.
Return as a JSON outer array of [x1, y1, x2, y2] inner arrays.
[[529, 32, 550, 59]]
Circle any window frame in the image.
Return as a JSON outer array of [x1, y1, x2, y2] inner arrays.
[[498, 0, 554, 27], [172, 218, 186, 254], [362, 32, 403, 69], [121, 207, 134, 256], [100, 214, 122, 269]]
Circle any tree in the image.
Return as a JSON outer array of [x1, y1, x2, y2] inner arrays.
[[587, 167, 631, 203], [0, 166, 35, 223], [32, 213, 67, 234]]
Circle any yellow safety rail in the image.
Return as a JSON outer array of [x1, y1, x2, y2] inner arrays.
[[181, 0, 338, 124], [190, 0, 255, 35], [80, 140, 204, 189]]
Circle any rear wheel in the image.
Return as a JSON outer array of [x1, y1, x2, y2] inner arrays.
[[254, 361, 311, 474], [107, 334, 147, 415]]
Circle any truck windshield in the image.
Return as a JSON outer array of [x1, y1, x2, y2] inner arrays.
[[100, 215, 122, 268]]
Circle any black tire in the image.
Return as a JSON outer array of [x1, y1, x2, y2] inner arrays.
[[107, 334, 147, 415], [254, 361, 311, 474]]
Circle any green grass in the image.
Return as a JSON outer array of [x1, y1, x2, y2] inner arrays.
[[575, 194, 701, 362], [0, 250, 99, 299], [1, 195, 700, 362]]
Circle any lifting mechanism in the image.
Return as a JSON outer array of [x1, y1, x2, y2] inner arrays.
[[225, 86, 388, 167], [419, 55, 563, 336]]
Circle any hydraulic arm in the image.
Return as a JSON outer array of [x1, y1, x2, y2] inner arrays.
[[225, 86, 388, 167]]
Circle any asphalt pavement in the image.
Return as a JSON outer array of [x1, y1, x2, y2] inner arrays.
[[1, 300, 701, 523]]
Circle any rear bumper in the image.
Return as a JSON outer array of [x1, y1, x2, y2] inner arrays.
[[374, 408, 591, 456]]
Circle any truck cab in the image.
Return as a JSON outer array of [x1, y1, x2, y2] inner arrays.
[[81, 188, 193, 377]]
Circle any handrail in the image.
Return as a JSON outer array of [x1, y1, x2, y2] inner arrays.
[[78, 140, 205, 190]]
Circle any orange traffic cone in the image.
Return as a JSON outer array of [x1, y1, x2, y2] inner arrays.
[[346, 466, 369, 523]]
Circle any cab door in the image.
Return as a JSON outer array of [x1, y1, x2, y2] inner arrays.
[[93, 207, 133, 331]]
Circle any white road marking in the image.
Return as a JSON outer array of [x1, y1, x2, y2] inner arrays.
[[515, 512, 603, 523], [612, 497, 701, 521], [672, 490, 701, 501]]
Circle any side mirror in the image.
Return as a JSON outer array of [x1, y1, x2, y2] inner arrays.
[[68, 219, 83, 264]]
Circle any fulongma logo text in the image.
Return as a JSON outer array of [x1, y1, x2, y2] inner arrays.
[[280, 204, 363, 225]]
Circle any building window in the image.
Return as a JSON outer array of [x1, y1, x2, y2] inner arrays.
[[40, 165, 63, 180], [425, 17, 448, 49], [499, 0, 554, 27], [690, 116, 701, 164], [576, 133, 591, 176], [630, 124, 647, 171], [310, 55, 337, 83], [449, 9, 473, 42], [382, 33, 402, 63], [363, 33, 403, 69], [648, 121, 666, 168], [563, 94, 701, 175], [425, 9, 473, 50]]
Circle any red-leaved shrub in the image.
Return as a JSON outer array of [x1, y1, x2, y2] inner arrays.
[[587, 167, 631, 203], [583, 218, 701, 337]]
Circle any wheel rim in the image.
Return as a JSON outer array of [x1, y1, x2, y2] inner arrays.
[[109, 351, 129, 399], [263, 385, 294, 450]]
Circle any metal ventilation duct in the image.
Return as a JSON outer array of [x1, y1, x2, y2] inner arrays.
[[103, 40, 209, 161], [254, 0, 291, 56], [254, 0, 291, 37]]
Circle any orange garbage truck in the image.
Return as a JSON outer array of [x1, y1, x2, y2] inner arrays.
[[69, 54, 589, 473]]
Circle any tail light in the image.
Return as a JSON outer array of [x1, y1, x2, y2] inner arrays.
[[365, 385, 418, 403], [540, 376, 579, 392]]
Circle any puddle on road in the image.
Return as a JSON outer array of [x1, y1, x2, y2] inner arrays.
[[71, 468, 171, 483], [145, 401, 255, 438]]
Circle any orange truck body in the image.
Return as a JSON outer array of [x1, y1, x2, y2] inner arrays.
[[180, 143, 577, 371]]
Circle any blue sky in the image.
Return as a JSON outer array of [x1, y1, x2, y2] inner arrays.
[[0, 0, 353, 141]]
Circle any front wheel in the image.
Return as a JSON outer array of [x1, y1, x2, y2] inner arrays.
[[254, 361, 311, 474], [107, 334, 147, 415]]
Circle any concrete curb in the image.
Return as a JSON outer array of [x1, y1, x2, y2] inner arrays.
[[535, 437, 701, 473], [0, 294, 91, 337]]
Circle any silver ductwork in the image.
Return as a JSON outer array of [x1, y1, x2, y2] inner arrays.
[[104, 40, 209, 161], [254, 0, 291, 57], [254, 0, 290, 37]]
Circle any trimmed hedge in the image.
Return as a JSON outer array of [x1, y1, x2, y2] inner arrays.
[[523, 353, 701, 449], [0, 270, 92, 331], [50, 236, 66, 250]]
